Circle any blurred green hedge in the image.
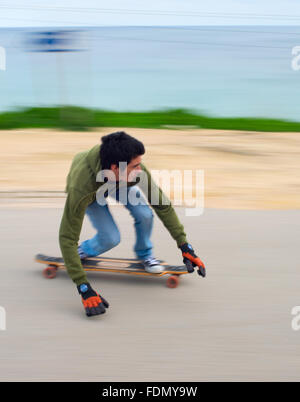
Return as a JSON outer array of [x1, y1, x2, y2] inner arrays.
[[0, 106, 300, 132]]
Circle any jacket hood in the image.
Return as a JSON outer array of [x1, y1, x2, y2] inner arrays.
[[86, 144, 102, 175]]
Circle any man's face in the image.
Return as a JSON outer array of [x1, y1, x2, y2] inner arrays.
[[111, 155, 142, 182]]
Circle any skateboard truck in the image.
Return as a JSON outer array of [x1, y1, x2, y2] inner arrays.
[[184, 259, 206, 278]]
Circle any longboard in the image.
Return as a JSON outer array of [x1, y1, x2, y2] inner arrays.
[[35, 253, 189, 288]]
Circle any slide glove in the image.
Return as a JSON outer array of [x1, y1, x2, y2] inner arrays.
[[179, 243, 206, 277], [77, 283, 109, 317]]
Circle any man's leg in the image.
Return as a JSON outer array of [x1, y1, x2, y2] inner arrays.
[[114, 186, 154, 260], [111, 186, 162, 273], [79, 199, 120, 258], [122, 186, 163, 273]]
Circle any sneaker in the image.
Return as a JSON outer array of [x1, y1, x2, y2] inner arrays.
[[142, 257, 164, 274], [78, 245, 88, 260]]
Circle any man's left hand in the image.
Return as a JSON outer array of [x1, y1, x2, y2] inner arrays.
[[179, 243, 206, 277]]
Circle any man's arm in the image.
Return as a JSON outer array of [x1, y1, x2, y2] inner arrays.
[[139, 164, 187, 247], [59, 188, 88, 286], [59, 189, 110, 315], [139, 164, 206, 276]]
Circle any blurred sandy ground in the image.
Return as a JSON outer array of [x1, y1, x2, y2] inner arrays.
[[1, 127, 300, 209]]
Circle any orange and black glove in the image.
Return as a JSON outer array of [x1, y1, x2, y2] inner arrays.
[[179, 243, 206, 277], [77, 283, 109, 317]]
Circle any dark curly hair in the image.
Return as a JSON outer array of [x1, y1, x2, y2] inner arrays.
[[100, 131, 145, 170]]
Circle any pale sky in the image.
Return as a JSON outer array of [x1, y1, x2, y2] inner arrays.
[[1, 0, 300, 27]]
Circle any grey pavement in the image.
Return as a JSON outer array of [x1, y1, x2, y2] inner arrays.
[[0, 203, 299, 381]]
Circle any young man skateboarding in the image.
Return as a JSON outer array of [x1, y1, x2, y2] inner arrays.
[[59, 131, 205, 317]]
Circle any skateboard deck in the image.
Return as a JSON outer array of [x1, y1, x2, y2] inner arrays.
[[35, 254, 189, 288]]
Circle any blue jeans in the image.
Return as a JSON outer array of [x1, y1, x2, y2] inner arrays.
[[79, 186, 154, 260]]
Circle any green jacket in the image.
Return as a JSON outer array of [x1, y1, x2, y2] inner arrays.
[[59, 144, 187, 285]]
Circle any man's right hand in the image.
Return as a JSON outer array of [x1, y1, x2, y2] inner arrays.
[[77, 283, 109, 317]]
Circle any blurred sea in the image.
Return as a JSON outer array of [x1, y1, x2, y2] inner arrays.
[[0, 26, 300, 120]]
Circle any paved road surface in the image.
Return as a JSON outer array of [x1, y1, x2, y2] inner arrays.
[[0, 202, 299, 381]]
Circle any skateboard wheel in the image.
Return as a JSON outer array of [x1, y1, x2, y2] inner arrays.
[[166, 275, 179, 288], [43, 265, 57, 279]]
